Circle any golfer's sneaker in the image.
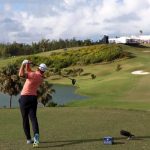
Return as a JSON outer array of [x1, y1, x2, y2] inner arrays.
[[33, 133, 39, 148], [27, 139, 33, 144]]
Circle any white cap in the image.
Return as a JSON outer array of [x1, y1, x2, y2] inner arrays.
[[39, 63, 47, 72]]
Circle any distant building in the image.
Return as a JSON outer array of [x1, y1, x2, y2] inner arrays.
[[109, 35, 150, 44], [100, 35, 109, 44]]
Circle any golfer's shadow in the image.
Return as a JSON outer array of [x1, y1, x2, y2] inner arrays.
[[115, 136, 150, 141], [39, 137, 124, 148], [39, 136, 150, 148]]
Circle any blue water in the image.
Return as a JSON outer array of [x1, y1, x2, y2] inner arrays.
[[0, 84, 87, 108]]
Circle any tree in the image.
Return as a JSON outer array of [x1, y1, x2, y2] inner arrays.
[[0, 64, 23, 108], [39, 39, 49, 52], [84, 39, 92, 46], [0, 63, 56, 108], [37, 81, 56, 107]]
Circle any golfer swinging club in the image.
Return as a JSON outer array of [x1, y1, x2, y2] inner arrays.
[[18, 59, 47, 147]]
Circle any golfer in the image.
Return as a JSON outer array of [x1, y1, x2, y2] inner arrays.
[[18, 59, 47, 147]]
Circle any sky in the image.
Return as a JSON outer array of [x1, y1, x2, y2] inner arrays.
[[0, 0, 150, 43]]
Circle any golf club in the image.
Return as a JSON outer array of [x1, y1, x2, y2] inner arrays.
[[30, 62, 76, 85]]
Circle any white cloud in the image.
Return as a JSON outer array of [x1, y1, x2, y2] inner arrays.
[[4, 3, 12, 12], [1, 0, 150, 43]]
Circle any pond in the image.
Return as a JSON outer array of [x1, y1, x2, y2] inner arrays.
[[0, 84, 87, 108]]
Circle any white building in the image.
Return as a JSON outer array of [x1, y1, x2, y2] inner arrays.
[[109, 35, 150, 44]]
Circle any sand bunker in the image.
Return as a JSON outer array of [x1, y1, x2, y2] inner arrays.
[[143, 51, 150, 53], [131, 70, 150, 75]]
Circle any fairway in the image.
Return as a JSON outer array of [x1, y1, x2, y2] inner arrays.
[[0, 108, 150, 150], [63, 45, 150, 110]]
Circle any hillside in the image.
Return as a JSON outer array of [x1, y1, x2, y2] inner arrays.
[[0, 44, 150, 110], [66, 45, 150, 109]]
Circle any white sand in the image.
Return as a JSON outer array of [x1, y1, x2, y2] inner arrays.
[[143, 51, 150, 52], [131, 70, 150, 75]]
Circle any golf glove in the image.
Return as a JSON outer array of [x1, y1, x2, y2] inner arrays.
[[22, 59, 29, 65]]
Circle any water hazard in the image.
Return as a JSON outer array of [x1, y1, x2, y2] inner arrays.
[[0, 84, 87, 108]]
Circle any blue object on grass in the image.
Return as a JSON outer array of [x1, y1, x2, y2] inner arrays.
[[103, 136, 114, 145]]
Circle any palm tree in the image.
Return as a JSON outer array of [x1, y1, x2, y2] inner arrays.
[[39, 39, 49, 52], [139, 30, 143, 35], [0, 64, 23, 108], [37, 81, 55, 107]]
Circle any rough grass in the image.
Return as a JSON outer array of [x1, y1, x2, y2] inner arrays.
[[1, 108, 150, 150]]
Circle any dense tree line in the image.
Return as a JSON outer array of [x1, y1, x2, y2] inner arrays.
[[0, 35, 110, 58], [0, 38, 95, 57]]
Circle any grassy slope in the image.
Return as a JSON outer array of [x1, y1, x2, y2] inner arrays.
[[66, 45, 150, 110], [0, 57, 20, 68], [1, 108, 150, 150]]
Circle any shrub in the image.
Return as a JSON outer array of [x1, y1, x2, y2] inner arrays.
[[116, 64, 122, 71], [13, 44, 130, 72]]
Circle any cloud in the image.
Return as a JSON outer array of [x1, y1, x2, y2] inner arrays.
[[1, 0, 150, 43], [105, 13, 140, 23], [0, 18, 24, 32], [4, 3, 12, 12]]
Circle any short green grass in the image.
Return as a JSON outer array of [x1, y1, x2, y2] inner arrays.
[[1, 108, 150, 150]]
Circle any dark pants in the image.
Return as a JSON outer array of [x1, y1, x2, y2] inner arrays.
[[19, 95, 39, 140]]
